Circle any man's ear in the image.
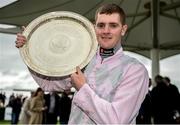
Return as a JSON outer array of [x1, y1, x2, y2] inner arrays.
[[121, 24, 128, 36]]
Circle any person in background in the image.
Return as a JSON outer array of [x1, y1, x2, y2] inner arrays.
[[8, 93, 15, 107], [15, 3, 149, 124], [0, 92, 6, 106], [44, 91, 60, 124], [9, 94, 22, 125], [29, 87, 47, 124], [59, 90, 72, 124], [18, 91, 35, 124], [136, 78, 152, 124], [163, 76, 180, 124], [151, 75, 171, 124]]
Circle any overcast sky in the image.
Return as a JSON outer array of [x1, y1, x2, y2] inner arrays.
[[1, 33, 180, 91]]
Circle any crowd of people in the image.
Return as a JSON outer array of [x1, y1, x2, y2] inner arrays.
[[0, 88, 73, 124], [136, 75, 180, 124], [1, 75, 179, 124]]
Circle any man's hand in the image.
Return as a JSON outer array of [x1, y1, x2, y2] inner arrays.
[[71, 66, 86, 91], [15, 26, 26, 48]]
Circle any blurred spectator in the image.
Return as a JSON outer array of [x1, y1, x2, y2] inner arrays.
[[44, 91, 60, 124], [0, 100, 3, 108], [0, 92, 6, 106], [163, 76, 180, 124], [136, 78, 152, 124], [9, 94, 22, 124], [59, 90, 72, 124], [18, 91, 35, 124], [151, 75, 179, 124], [8, 93, 15, 106], [29, 87, 47, 124]]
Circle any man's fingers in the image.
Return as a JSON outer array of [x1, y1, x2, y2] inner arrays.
[[71, 73, 76, 78], [17, 33, 26, 39], [15, 42, 24, 48], [21, 26, 26, 31], [20, 26, 26, 33], [15, 27, 27, 48], [71, 66, 83, 79], [16, 33, 26, 43], [76, 66, 82, 74], [16, 37, 25, 42]]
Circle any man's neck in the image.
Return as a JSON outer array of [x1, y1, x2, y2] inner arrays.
[[99, 42, 121, 59]]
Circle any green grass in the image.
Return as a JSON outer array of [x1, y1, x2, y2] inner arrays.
[[0, 120, 10, 124]]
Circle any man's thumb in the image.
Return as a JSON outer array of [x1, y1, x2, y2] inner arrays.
[[76, 66, 82, 74]]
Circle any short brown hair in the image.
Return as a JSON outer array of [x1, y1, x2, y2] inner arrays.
[[95, 3, 126, 25]]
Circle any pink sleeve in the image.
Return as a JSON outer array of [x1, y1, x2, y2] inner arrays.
[[72, 63, 149, 124], [28, 68, 72, 92]]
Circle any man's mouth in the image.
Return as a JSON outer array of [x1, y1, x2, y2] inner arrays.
[[101, 36, 112, 39]]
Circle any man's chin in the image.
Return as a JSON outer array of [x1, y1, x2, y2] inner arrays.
[[99, 45, 112, 49]]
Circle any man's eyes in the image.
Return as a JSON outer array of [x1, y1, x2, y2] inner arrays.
[[96, 23, 119, 29], [109, 24, 119, 28], [96, 23, 105, 28]]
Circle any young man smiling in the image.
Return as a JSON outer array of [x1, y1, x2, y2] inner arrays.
[[16, 3, 149, 124]]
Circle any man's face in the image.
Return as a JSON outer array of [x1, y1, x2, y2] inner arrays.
[[95, 13, 127, 49]]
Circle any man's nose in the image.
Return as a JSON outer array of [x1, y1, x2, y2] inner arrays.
[[102, 25, 110, 33]]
